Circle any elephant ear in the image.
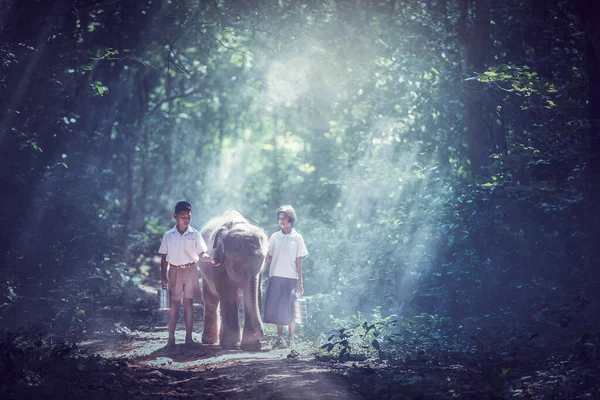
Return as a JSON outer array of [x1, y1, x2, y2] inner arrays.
[[213, 227, 227, 249], [213, 226, 227, 264]]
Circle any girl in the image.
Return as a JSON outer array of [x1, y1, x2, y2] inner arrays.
[[263, 205, 308, 347]]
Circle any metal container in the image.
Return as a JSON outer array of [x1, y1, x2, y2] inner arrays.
[[293, 296, 308, 325], [158, 286, 170, 310]]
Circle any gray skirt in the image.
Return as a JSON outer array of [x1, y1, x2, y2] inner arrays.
[[263, 276, 297, 325]]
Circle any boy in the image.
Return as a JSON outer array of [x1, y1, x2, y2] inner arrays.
[[158, 201, 214, 348], [263, 205, 309, 347]]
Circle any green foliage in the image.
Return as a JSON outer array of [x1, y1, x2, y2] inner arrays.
[[92, 81, 109, 96], [0, 330, 75, 387], [475, 65, 542, 97], [319, 307, 461, 362], [321, 308, 398, 360], [0, 0, 595, 363]]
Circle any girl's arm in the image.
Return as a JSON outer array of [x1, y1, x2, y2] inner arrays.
[[296, 257, 304, 295]]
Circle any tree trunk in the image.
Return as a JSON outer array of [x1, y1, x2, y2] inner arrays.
[[574, 0, 600, 296], [459, 0, 493, 177], [139, 124, 150, 215], [123, 137, 134, 237]]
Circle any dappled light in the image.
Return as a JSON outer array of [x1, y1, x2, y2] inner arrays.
[[2, 0, 600, 398]]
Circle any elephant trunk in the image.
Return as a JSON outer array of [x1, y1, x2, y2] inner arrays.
[[224, 257, 243, 283], [241, 271, 264, 350]]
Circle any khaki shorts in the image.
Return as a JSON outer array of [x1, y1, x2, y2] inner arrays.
[[168, 265, 202, 301]]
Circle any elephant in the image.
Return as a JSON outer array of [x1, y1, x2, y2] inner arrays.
[[198, 210, 268, 351]]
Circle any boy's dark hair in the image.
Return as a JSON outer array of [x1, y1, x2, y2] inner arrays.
[[175, 201, 192, 214], [277, 205, 297, 227]]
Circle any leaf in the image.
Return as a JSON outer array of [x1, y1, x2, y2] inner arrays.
[[371, 339, 380, 350], [93, 81, 109, 96]]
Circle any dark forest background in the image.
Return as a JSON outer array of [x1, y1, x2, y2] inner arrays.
[[1, 0, 600, 393]]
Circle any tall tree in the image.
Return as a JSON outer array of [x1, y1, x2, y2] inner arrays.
[[458, 0, 493, 176], [574, 0, 600, 293]]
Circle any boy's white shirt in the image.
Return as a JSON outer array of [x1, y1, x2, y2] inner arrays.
[[158, 225, 208, 266], [268, 228, 308, 279]]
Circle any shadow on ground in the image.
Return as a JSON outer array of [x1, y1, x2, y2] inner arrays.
[[69, 283, 365, 399]]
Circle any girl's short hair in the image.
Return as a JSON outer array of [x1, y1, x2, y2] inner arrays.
[[277, 205, 297, 226]]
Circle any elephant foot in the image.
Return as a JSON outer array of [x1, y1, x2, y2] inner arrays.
[[202, 332, 218, 345], [240, 340, 261, 352], [220, 341, 241, 350]]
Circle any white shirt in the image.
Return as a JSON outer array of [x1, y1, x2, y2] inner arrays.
[[158, 225, 208, 266], [268, 228, 308, 279]]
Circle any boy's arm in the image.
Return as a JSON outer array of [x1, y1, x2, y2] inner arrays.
[[200, 252, 216, 265], [160, 254, 168, 286], [197, 234, 216, 264], [295, 257, 304, 295]]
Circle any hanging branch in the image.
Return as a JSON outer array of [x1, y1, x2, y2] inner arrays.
[[144, 88, 203, 119]]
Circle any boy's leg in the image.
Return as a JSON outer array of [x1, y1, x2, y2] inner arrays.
[[167, 299, 182, 347], [276, 324, 284, 339], [183, 298, 194, 344]]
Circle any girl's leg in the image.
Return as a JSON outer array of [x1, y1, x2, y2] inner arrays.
[[274, 325, 285, 347], [183, 298, 194, 344], [167, 299, 182, 347], [288, 322, 295, 343]]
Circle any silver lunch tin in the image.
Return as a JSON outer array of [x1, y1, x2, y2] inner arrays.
[[157, 286, 170, 310], [293, 296, 307, 325]]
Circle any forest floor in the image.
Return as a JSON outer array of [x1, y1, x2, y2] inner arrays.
[[3, 282, 600, 399]]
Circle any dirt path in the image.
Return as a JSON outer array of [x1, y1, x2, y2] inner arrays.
[[72, 300, 600, 400], [8, 283, 595, 399], [74, 287, 365, 400]]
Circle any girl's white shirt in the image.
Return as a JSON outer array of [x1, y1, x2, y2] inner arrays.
[[267, 228, 308, 279]]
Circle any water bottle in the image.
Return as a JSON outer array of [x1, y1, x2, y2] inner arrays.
[[293, 296, 307, 325], [158, 286, 170, 310]]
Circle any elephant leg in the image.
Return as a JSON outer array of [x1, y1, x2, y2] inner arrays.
[[241, 274, 264, 351], [216, 276, 241, 350], [201, 278, 220, 345]]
